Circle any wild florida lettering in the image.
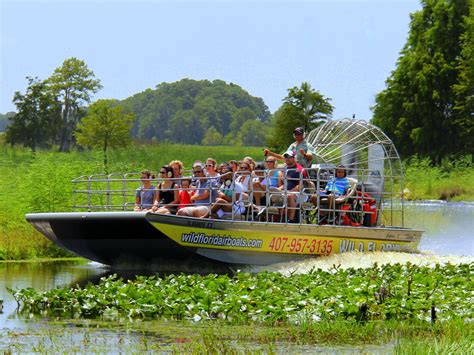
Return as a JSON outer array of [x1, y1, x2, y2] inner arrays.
[[181, 232, 263, 249]]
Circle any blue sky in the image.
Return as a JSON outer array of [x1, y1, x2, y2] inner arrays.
[[1, 0, 421, 119]]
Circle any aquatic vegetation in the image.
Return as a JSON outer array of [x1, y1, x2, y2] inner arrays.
[[10, 263, 473, 324]]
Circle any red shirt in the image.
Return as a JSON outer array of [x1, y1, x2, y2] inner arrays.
[[178, 189, 192, 209]]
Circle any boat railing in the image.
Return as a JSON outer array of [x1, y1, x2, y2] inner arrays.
[[71, 166, 404, 227]]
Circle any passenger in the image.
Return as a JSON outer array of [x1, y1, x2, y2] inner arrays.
[[252, 163, 267, 206], [219, 164, 233, 179], [264, 157, 281, 189], [210, 169, 245, 218], [205, 158, 221, 203], [134, 170, 156, 211], [152, 165, 179, 214], [176, 164, 217, 218], [235, 162, 253, 194], [263, 126, 315, 169], [190, 161, 204, 187], [278, 151, 303, 223], [178, 178, 193, 210], [205, 158, 219, 178], [243, 156, 256, 171], [169, 160, 184, 186], [324, 165, 351, 197], [310, 165, 353, 220], [229, 160, 239, 174]]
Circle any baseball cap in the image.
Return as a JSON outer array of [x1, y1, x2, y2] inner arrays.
[[293, 127, 304, 135], [283, 150, 296, 158]]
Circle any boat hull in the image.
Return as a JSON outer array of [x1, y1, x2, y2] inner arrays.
[[26, 212, 422, 268], [146, 213, 422, 265], [25, 212, 221, 270]]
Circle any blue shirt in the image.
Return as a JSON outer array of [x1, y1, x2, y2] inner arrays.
[[325, 177, 351, 196], [194, 178, 219, 205], [135, 185, 156, 208]]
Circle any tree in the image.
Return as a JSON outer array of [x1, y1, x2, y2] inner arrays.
[[230, 107, 257, 133], [236, 120, 269, 147], [5, 77, 61, 151], [452, 0, 474, 159], [75, 100, 134, 174], [120, 79, 271, 144], [201, 126, 224, 145], [267, 82, 333, 151], [372, 0, 471, 163], [48, 57, 102, 152]]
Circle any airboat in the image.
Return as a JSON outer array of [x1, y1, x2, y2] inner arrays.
[[26, 119, 422, 268]]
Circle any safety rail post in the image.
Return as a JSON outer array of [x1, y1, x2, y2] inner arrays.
[[122, 173, 128, 211], [72, 178, 77, 212], [87, 175, 92, 212]]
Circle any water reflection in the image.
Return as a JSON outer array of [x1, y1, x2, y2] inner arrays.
[[0, 260, 108, 329]]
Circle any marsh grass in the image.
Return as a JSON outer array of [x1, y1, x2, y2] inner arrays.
[[404, 156, 474, 201]]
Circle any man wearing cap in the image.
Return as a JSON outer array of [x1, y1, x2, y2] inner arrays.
[[263, 127, 315, 169], [277, 150, 304, 223]]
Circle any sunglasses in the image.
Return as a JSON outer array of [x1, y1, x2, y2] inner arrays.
[[265, 160, 275, 163], [240, 166, 249, 170], [159, 171, 167, 174], [193, 169, 203, 173]]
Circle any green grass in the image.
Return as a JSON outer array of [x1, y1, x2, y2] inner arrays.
[[403, 156, 474, 201], [1, 144, 473, 260]]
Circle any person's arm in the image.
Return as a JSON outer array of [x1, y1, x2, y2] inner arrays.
[[191, 189, 210, 202], [223, 191, 233, 202], [152, 189, 160, 212], [134, 190, 141, 211], [299, 148, 313, 162], [263, 148, 284, 161], [290, 182, 301, 192]]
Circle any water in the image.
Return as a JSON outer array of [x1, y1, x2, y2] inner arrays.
[[0, 201, 473, 350], [405, 201, 474, 256]]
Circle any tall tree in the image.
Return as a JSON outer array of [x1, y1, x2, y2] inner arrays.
[[267, 82, 333, 151], [452, 0, 474, 159], [5, 77, 61, 151], [75, 100, 134, 174], [48, 57, 102, 152], [372, 0, 471, 163]]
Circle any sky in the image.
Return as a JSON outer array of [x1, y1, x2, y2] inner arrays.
[[0, 0, 421, 120]]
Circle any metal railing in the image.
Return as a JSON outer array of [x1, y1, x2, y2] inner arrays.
[[72, 167, 404, 227]]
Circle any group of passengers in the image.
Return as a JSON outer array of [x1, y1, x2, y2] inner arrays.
[[134, 127, 354, 223]]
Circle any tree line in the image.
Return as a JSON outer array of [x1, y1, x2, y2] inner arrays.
[[3, 0, 472, 165], [4, 57, 330, 152]]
